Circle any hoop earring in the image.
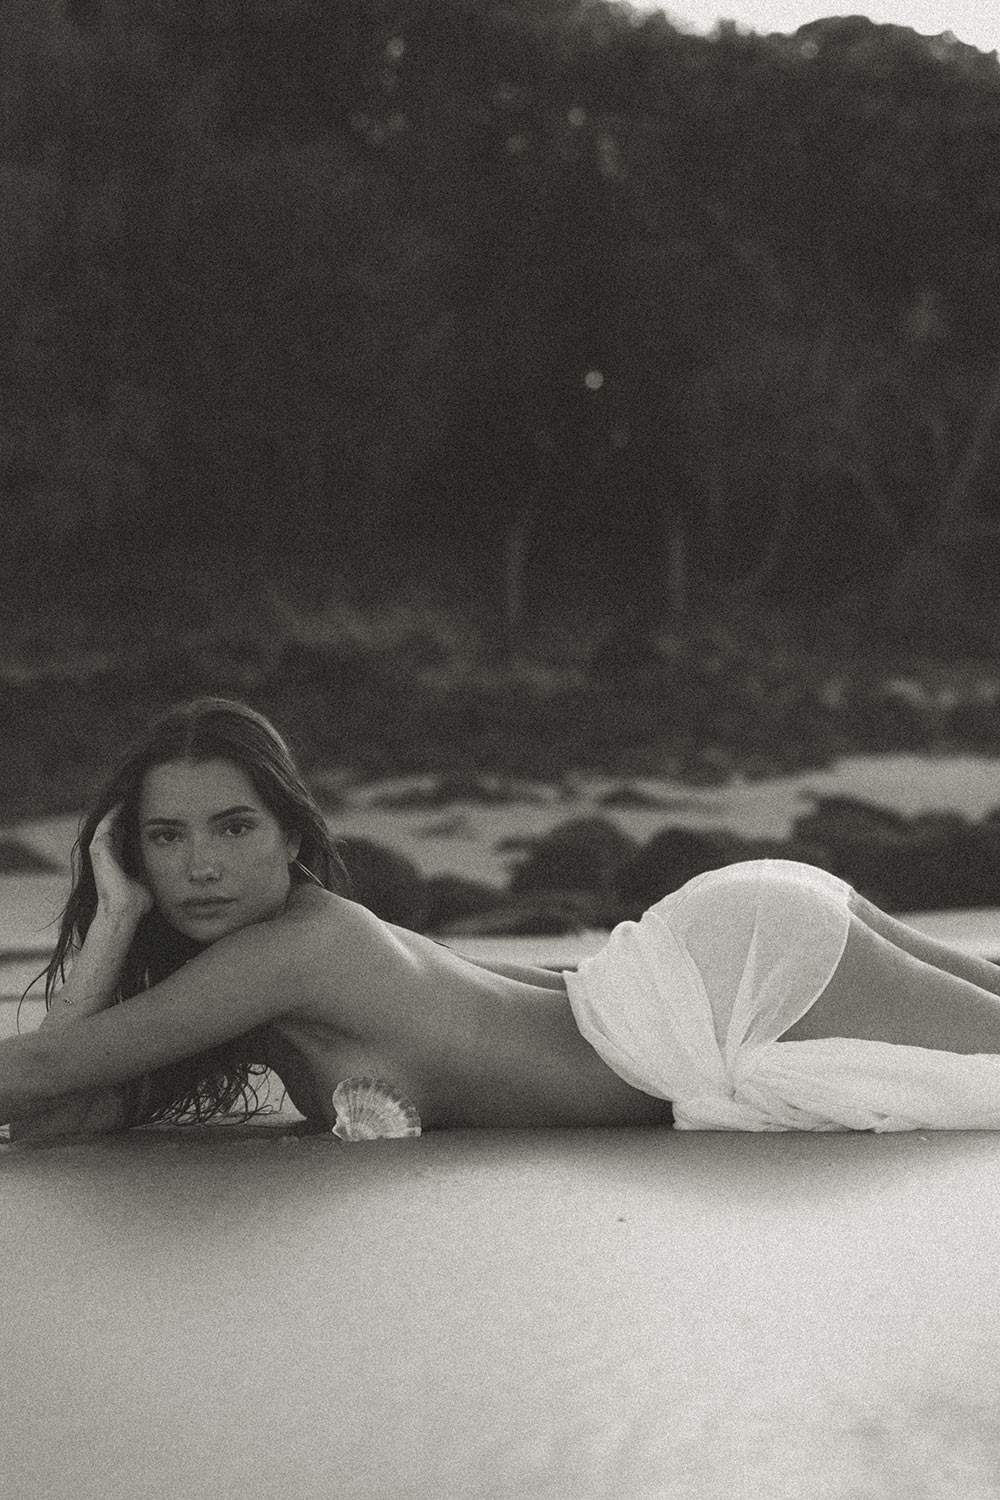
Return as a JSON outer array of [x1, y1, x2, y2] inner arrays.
[[291, 858, 324, 888]]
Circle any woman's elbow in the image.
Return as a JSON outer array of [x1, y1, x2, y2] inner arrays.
[[0, 1032, 66, 1127], [8, 1086, 127, 1143], [23, 1031, 70, 1099]]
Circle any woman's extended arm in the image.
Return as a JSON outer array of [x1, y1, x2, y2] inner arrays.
[[10, 918, 139, 1135], [20, 910, 146, 1136], [12, 897, 145, 1138], [0, 916, 314, 1126], [39, 907, 143, 1032]]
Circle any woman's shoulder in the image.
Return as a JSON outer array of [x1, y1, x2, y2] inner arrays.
[[268, 885, 464, 987], [280, 882, 342, 923], [204, 885, 360, 974], [278, 883, 381, 937], [267, 884, 399, 972]]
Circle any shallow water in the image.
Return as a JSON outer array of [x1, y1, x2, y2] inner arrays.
[[2, 1127, 999, 1498]]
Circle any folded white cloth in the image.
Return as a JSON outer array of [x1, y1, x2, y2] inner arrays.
[[564, 859, 1000, 1131]]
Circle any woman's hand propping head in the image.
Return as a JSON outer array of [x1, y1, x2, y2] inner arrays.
[[88, 806, 155, 924]]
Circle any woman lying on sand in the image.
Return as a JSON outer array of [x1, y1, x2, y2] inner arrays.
[[6, 697, 1000, 1144]]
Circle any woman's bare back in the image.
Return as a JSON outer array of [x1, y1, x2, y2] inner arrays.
[[271, 888, 674, 1130]]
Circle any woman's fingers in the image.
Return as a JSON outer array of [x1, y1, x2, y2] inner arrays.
[[88, 806, 153, 918], [91, 806, 122, 849]]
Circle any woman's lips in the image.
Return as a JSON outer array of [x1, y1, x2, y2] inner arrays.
[[181, 898, 236, 915]]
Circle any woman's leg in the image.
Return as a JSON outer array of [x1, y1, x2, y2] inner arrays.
[[848, 892, 1000, 996], [778, 893, 1000, 1054]]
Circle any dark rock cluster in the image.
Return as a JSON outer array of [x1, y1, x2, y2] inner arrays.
[[336, 796, 1000, 935]]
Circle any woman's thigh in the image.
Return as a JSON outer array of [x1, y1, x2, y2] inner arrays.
[[778, 905, 1000, 1055]]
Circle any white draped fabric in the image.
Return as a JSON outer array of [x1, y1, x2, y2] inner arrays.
[[564, 859, 1000, 1131]]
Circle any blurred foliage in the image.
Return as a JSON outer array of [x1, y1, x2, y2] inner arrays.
[[2, 0, 1000, 649], [5, 1, 1000, 824], [6, 584, 1000, 821]]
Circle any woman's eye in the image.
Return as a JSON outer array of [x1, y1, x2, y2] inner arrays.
[[148, 830, 179, 847], [223, 820, 256, 838]]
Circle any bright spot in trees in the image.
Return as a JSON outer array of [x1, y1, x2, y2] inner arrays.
[[597, 135, 621, 177], [584, 370, 604, 390]]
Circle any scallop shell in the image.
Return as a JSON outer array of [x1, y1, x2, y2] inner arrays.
[[331, 1077, 422, 1141]]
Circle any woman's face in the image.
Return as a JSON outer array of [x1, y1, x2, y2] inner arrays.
[[137, 758, 301, 943]]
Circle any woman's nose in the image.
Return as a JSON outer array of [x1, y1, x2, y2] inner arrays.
[[187, 840, 222, 882]]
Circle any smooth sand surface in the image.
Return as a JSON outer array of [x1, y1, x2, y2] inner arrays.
[[3, 1126, 1000, 1498]]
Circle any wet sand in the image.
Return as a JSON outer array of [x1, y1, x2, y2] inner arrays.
[[2, 1126, 999, 1498]]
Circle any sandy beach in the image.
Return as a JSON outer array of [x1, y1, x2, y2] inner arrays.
[[5, 1124, 1000, 1499]]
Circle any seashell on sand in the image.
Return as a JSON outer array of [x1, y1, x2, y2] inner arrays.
[[331, 1077, 422, 1141]]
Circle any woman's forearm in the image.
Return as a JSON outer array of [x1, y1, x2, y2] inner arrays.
[[8, 908, 142, 1127], [39, 909, 141, 1031]]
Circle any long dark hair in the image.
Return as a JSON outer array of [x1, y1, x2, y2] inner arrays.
[[37, 698, 351, 1128]]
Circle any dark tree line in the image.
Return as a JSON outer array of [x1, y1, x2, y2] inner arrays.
[[3, 0, 1000, 645]]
